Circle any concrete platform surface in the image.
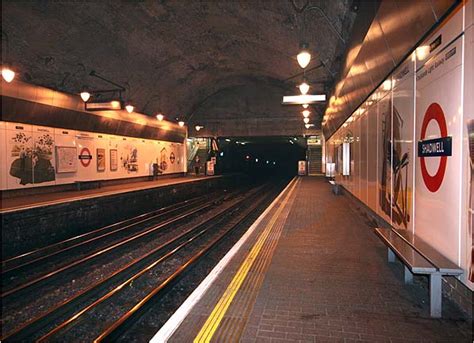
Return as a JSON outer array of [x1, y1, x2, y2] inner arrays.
[[157, 176, 472, 343], [0, 175, 218, 213]]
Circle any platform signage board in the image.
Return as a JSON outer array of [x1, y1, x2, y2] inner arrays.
[[206, 161, 214, 176], [298, 160, 306, 175]]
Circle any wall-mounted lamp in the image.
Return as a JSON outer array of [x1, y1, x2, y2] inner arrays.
[[2, 32, 16, 83], [125, 104, 134, 113], [2, 66, 15, 83]]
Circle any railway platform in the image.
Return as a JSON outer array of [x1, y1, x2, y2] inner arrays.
[[0, 174, 219, 213], [1, 174, 234, 258], [154, 177, 472, 342]]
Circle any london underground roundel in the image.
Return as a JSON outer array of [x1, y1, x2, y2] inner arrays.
[[78, 147, 93, 167], [418, 103, 452, 193]]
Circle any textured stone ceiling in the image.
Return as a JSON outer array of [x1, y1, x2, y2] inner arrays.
[[2, 0, 357, 136]]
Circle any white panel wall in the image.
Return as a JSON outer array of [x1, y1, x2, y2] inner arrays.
[[367, 102, 378, 210], [326, 1, 472, 290], [415, 17, 463, 266], [0, 121, 186, 191], [392, 58, 416, 232], [360, 110, 368, 205], [462, 5, 473, 287]]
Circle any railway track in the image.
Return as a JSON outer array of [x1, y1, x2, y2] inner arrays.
[[1, 180, 284, 341]]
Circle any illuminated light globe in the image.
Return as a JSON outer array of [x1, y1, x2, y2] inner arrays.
[[303, 117, 310, 124], [156, 114, 164, 121], [305, 123, 311, 129], [125, 104, 134, 113], [80, 91, 91, 102], [302, 104, 309, 109], [302, 110, 310, 118], [299, 82, 310, 95], [297, 43, 311, 69], [2, 67, 15, 83], [178, 121, 185, 127]]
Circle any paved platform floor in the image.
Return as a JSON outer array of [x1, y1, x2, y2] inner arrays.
[[160, 177, 472, 342], [0, 174, 217, 213]]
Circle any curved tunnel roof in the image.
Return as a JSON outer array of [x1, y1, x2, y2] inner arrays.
[[2, 1, 358, 137]]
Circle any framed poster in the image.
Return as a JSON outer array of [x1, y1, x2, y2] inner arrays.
[[56, 146, 77, 173], [110, 149, 118, 171], [97, 148, 106, 172]]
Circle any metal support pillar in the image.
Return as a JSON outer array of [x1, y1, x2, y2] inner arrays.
[[404, 266, 413, 284], [388, 248, 396, 263], [430, 272, 442, 318]]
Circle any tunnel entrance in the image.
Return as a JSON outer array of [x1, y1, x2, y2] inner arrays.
[[215, 136, 307, 177]]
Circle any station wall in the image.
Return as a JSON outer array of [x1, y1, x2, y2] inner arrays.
[[326, 2, 473, 290], [0, 121, 185, 191]]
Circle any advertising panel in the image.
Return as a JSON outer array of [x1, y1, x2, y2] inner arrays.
[[367, 102, 378, 212], [377, 93, 392, 224], [415, 35, 463, 265], [352, 114, 360, 199], [391, 58, 416, 232], [359, 110, 368, 205], [54, 128, 76, 185], [56, 146, 77, 173], [298, 160, 307, 175], [6, 122, 34, 189], [0, 122, 7, 190]]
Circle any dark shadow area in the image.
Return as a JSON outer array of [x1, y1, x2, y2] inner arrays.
[[215, 136, 306, 177]]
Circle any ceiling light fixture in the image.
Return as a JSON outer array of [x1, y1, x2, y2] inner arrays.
[[178, 121, 185, 127], [299, 80, 310, 95], [302, 104, 309, 109], [80, 89, 91, 102], [195, 125, 203, 131], [302, 110, 310, 118], [156, 113, 164, 121], [282, 94, 326, 104], [297, 43, 311, 69], [303, 117, 310, 124], [305, 123, 311, 129]]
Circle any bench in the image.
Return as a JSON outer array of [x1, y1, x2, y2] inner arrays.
[[328, 180, 341, 195], [374, 227, 463, 318]]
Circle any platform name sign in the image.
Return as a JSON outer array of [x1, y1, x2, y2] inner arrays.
[[418, 102, 452, 193], [417, 136, 452, 157]]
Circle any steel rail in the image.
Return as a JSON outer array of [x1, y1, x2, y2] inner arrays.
[[1, 200, 217, 299], [94, 184, 276, 342], [32, 184, 270, 342], [1, 195, 207, 274], [1, 186, 256, 341]]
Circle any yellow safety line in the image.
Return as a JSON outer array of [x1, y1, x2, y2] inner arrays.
[[194, 178, 299, 343]]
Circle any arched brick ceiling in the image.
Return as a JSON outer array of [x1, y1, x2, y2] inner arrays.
[[2, 1, 357, 135]]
